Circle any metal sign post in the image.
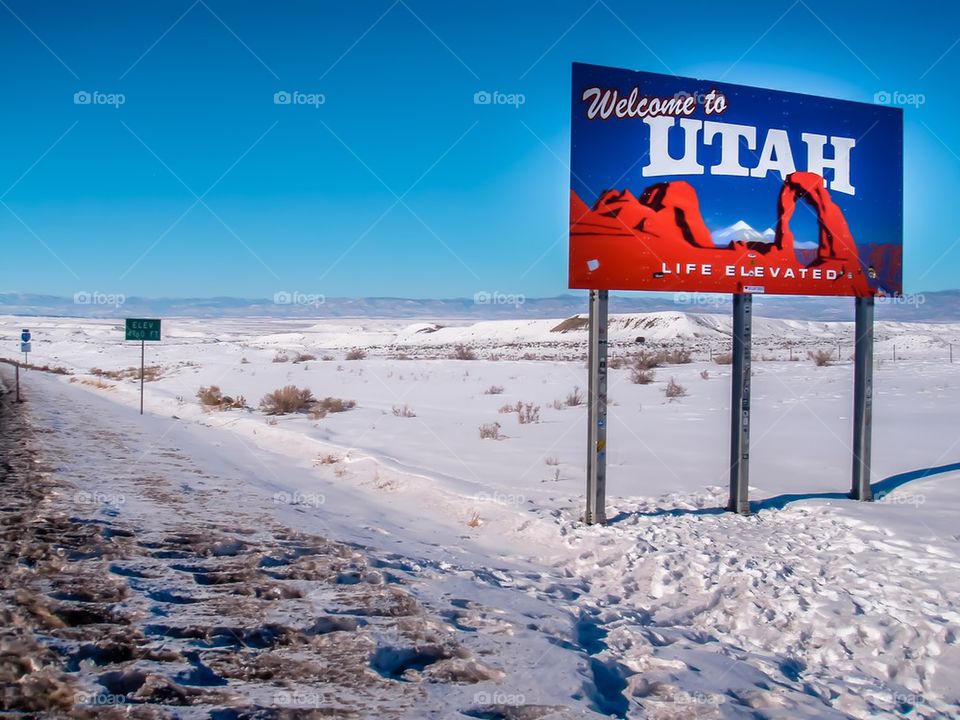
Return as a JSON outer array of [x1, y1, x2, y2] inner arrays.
[[851, 297, 874, 501], [140, 339, 145, 415], [585, 289, 609, 525], [125, 319, 162, 416], [728, 293, 752, 514]]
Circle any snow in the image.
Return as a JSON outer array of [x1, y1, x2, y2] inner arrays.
[[2, 311, 959, 718]]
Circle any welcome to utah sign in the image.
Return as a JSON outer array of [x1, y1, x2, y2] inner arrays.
[[569, 63, 903, 297]]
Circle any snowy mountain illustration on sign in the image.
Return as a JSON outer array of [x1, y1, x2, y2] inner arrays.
[[711, 221, 807, 248], [710, 220, 766, 245]]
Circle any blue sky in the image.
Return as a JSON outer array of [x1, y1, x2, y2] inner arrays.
[[1, 0, 958, 299]]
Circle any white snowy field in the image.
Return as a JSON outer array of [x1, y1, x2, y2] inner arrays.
[[2, 311, 960, 719]]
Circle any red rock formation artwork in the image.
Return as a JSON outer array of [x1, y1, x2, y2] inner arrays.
[[570, 171, 879, 297]]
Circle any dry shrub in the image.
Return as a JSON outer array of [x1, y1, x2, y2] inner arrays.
[[321, 354, 335, 361], [197, 385, 246, 410], [663, 348, 692, 364], [498, 400, 540, 423], [632, 351, 662, 370], [317, 453, 341, 464], [92, 365, 161, 382], [467, 511, 482, 527], [665, 377, 688, 399], [565, 386, 584, 407], [310, 397, 357, 418], [392, 404, 416, 418], [544, 456, 560, 466], [631, 367, 655, 385], [71, 377, 111, 389], [517, 403, 541, 424], [479, 422, 502, 440], [809, 349, 833, 367], [272, 351, 289, 363], [452, 344, 477, 360], [608, 355, 627, 370], [483, 385, 504, 395], [713, 352, 733, 365], [292, 352, 317, 363], [260, 385, 315, 415], [345, 348, 367, 360]]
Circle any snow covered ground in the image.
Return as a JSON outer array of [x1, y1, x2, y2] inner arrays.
[[2, 311, 959, 718]]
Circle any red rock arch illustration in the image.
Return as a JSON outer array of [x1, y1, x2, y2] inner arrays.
[[776, 171, 858, 262]]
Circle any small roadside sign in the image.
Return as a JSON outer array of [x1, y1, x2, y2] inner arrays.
[[125, 318, 162, 342], [21, 329, 31, 343], [125, 318, 162, 416], [20, 342, 31, 354]]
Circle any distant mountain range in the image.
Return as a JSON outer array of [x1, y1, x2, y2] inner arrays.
[[2, 291, 960, 322]]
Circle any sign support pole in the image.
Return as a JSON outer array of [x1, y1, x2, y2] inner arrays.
[[140, 339, 145, 416], [728, 293, 752, 514], [586, 289, 609, 525], [851, 296, 874, 501]]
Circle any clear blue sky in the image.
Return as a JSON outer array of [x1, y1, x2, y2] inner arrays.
[[1, 0, 958, 299]]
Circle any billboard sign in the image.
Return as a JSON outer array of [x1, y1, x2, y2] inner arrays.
[[569, 63, 903, 297]]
